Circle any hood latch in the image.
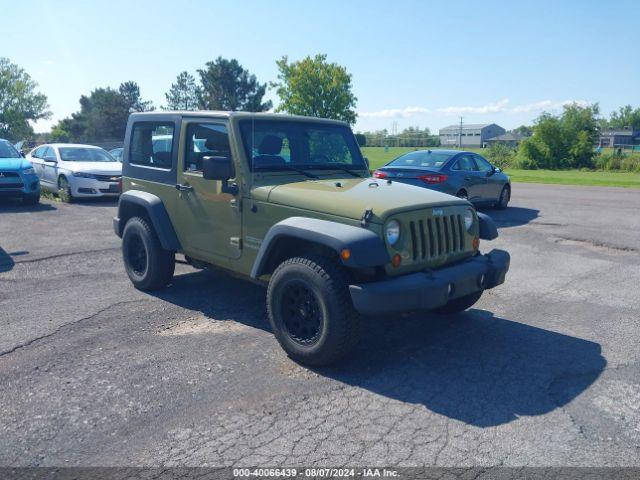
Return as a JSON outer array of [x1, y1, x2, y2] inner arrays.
[[360, 208, 373, 228]]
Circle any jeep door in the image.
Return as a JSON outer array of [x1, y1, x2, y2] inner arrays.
[[176, 120, 242, 261]]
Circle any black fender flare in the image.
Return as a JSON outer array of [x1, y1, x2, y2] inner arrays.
[[477, 212, 499, 240], [113, 190, 181, 251], [250, 217, 390, 278]]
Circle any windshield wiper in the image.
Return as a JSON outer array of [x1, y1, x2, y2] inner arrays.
[[330, 166, 366, 178], [277, 165, 319, 179]]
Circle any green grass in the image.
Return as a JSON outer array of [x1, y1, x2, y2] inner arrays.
[[504, 169, 640, 188], [361, 146, 640, 188]]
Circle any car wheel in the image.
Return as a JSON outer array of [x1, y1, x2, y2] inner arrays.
[[267, 254, 360, 366], [122, 216, 175, 291], [22, 193, 40, 205], [58, 176, 73, 203], [456, 189, 469, 200], [433, 291, 483, 315], [496, 185, 510, 210]]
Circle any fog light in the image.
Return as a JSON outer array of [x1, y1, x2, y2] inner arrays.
[[391, 254, 402, 268]]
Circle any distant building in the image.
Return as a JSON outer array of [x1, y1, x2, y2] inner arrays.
[[439, 123, 505, 148], [598, 128, 640, 148], [484, 131, 527, 148]]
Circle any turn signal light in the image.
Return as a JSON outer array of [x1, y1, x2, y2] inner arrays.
[[391, 254, 402, 268], [340, 248, 351, 261], [472, 236, 480, 250], [373, 170, 388, 179], [418, 174, 448, 184]]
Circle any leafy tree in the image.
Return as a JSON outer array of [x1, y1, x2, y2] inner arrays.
[[165, 71, 199, 110], [605, 105, 640, 130], [119, 81, 154, 112], [517, 103, 600, 169], [0, 57, 50, 141], [512, 125, 532, 137], [51, 81, 154, 142], [272, 54, 357, 124], [485, 143, 516, 169], [197, 57, 271, 112]]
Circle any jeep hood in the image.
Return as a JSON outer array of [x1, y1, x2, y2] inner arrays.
[[255, 177, 468, 223]]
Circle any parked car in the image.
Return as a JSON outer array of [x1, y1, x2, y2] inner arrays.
[[28, 144, 122, 202], [374, 149, 511, 209], [109, 147, 124, 162], [0, 139, 40, 205], [114, 111, 510, 366]]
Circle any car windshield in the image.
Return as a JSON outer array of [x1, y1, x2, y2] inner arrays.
[[388, 150, 454, 169], [58, 147, 116, 162], [239, 120, 367, 172], [0, 140, 21, 158]]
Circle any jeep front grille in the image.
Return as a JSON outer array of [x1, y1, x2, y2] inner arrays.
[[408, 214, 465, 261]]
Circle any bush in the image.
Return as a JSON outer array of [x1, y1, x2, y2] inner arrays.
[[485, 143, 516, 169], [595, 151, 640, 172]]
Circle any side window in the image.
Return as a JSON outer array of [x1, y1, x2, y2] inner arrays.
[[43, 147, 57, 161], [474, 155, 493, 172], [185, 123, 231, 173], [130, 122, 175, 169], [32, 146, 45, 158], [454, 155, 477, 171]]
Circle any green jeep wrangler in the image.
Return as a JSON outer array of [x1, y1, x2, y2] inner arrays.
[[114, 111, 510, 365]]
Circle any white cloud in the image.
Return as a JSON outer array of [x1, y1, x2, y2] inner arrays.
[[510, 99, 588, 113], [437, 98, 510, 115], [359, 106, 429, 119]]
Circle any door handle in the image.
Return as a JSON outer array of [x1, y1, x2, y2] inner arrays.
[[175, 184, 193, 192]]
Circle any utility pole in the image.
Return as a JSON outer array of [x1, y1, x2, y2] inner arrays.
[[458, 116, 463, 148]]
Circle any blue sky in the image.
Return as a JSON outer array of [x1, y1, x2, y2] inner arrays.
[[4, 0, 639, 133]]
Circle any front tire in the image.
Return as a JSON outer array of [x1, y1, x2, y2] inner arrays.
[[22, 193, 40, 205], [58, 176, 73, 203], [433, 291, 483, 315], [496, 185, 510, 209], [267, 254, 360, 366], [122, 216, 175, 291]]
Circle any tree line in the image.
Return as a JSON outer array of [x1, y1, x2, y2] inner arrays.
[[0, 54, 357, 143]]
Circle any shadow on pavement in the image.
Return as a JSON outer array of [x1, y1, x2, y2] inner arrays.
[[154, 269, 605, 428], [69, 197, 119, 208], [0, 198, 56, 213], [479, 206, 539, 229]]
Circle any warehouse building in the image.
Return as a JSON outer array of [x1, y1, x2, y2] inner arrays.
[[439, 123, 506, 148], [598, 128, 640, 148]]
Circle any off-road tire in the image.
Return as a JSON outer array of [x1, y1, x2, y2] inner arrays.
[[22, 193, 40, 205], [433, 290, 483, 315], [58, 176, 73, 203], [122, 216, 175, 291], [267, 254, 360, 366], [496, 185, 510, 210]]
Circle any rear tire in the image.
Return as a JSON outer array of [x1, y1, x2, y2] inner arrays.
[[122, 216, 175, 291], [22, 193, 40, 205], [496, 185, 510, 209], [267, 254, 360, 366], [456, 189, 469, 200], [433, 291, 483, 315]]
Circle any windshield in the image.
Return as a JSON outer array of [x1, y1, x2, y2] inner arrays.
[[239, 120, 367, 172], [0, 140, 21, 159], [59, 147, 116, 162], [388, 150, 454, 170]]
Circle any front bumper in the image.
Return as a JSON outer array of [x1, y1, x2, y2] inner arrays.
[[0, 173, 40, 197], [349, 249, 510, 316], [70, 177, 120, 197]]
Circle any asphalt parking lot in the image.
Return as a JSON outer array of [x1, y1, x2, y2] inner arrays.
[[1, 183, 639, 467]]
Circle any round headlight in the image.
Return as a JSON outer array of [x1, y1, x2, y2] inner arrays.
[[464, 209, 474, 232], [385, 220, 401, 246]]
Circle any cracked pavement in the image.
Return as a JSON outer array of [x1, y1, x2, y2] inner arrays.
[[0, 184, 639, 467]]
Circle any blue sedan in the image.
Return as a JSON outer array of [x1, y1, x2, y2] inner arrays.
[[373, 149, 511, 209]]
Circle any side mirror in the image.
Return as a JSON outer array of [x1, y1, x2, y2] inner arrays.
[[20, 151, 25, 158], [202, 156, 234, 181]]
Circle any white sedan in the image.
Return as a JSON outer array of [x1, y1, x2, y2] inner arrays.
[[27, 144, 122, 202]]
